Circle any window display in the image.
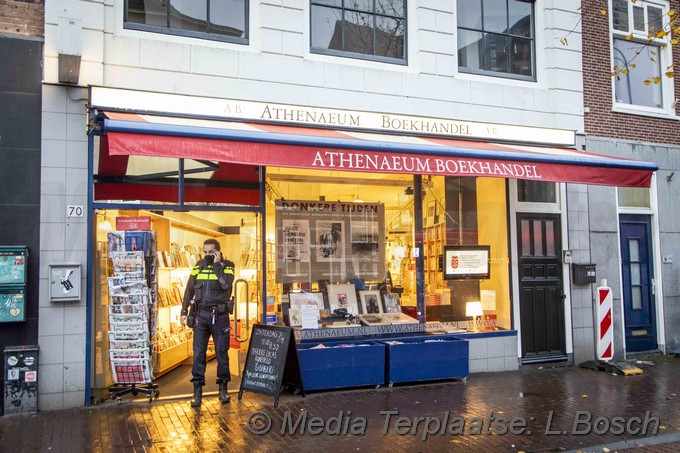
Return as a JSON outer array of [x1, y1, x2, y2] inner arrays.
[[267, 169, 510, 333]]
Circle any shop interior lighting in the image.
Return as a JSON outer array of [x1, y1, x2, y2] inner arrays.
[[466, 301, 484, 332]]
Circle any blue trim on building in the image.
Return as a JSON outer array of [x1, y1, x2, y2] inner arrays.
[[85, 131, 95, 407]]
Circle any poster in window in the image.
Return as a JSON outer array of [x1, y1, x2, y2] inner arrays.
[[275, 201, 385, 283], [282, 219, 310, 262], [315, 221, 345, 261], [350, 220, 380, 259]]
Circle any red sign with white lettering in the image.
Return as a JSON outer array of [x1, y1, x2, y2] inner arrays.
[[106, 132, 654, 188], [116, 217, 151, 231]]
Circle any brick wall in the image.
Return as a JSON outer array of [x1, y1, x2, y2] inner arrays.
[[582, 0, 680, 145], [0, 0, 44, 38]]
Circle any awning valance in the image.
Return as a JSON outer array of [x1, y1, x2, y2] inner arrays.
[[98, 111, 657, 188]]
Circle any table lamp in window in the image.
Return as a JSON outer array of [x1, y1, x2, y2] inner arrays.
[[466, 301, 484, 332]]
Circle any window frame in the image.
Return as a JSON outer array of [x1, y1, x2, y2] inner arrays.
[[456, 0, 537, 82], [123, 0, 249, 45], [609, 0, 675, 116], [309, 0, 408, 65]]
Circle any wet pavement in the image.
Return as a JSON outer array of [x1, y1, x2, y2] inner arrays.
[[2, 355, 680, 452]]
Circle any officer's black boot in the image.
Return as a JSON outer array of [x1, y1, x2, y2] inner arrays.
[[190, 381, 203, 408], [219, 381, 230, 404]]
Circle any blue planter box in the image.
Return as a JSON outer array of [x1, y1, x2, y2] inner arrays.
[[297, 341, 386, 391], [381, 336, 469, 384]]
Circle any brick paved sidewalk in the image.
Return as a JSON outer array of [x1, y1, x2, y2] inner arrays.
[[1, 355, 680, 452]]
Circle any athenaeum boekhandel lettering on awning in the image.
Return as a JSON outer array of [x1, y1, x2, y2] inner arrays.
[[309, 151, 543, 179]]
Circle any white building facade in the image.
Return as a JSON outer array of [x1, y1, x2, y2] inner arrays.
[[38, 0, 615, 411]]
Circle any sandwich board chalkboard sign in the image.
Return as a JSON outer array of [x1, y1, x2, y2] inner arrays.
[[238, 324, 303, 407]]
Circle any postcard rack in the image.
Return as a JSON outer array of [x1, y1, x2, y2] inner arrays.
[[106, 230, 160, 404]]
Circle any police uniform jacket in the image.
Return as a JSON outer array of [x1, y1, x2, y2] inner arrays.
[[181, 258, 235, 315]]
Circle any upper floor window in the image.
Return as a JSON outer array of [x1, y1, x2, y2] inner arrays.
[[457, 0, 535, 80], [125, 0, 248, 44], [310, 0, 406, 64], [611, 0, 671, 110]]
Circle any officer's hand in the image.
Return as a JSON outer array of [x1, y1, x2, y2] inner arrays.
[[213, 251, 222, 263], [180, 315, 187, 326]]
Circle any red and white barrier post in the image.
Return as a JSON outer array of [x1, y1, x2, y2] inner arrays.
[[596, 279, 614, 361]]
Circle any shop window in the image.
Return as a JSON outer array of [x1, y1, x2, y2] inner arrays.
[[124, 0, 248, 43], [517, 180, 556, 203], [94, 136, 260, 206], [310, 0, 406, 63], [618, 186, 651, 208], [267, 168, 417, 327], [611, 0, 671, 111], [457, 0, 535, 80], [423, 176, 511, 330]]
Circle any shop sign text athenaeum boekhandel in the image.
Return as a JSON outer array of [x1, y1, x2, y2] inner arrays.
[[89, 87, 576, 147]]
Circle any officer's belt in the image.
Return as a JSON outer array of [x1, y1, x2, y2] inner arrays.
[[196, 302, 227, 311]]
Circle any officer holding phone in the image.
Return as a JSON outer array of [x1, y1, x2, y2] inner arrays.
[[180, 239, 235, 407]]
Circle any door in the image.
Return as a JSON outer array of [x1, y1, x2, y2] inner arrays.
[[620, 215, 657, 352], [517, 213, 566, 363]]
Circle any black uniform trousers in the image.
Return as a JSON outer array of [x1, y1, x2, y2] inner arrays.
[[191, 308, 231, 385]]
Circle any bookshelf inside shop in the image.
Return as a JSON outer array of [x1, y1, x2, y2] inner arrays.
[[423, 221, 450, 306]]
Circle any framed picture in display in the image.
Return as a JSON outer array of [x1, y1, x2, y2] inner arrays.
[[382, 293, 402, 313], [288, 306, 303, 327], [359, 290, 383, 314], [288, 292, 326, 320], [327, 283, 359, 315]]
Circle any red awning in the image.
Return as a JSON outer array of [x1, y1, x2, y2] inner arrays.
[[98, 111, 657, 188]]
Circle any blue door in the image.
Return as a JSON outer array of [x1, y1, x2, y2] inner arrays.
[[619, 215, 657, 352]]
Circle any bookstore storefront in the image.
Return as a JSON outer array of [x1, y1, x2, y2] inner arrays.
[[87, 87, 657, 400]]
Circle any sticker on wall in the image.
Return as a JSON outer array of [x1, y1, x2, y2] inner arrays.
[[25, 371, 37, 382], [0, 247, 28, 285], [7, 368, 19, 381], [7, 356, 18, 366], [0, 288, 25, 323]]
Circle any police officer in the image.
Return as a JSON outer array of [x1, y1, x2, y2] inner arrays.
[[180, 239, 235, 407]]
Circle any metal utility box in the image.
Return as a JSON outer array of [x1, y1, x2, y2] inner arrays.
[[49, 263, 82, 302], [4, 345, 39, 415], [573, 264, 597, 285]]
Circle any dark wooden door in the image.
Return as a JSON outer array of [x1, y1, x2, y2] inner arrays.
[[620, 215, 657, 352], [517, 213, 566, 363]]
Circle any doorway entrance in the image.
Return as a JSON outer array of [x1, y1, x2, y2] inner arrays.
[[619, 214, 657, 353], [517, 213, 566, 363], [93, 209, 263, 401]]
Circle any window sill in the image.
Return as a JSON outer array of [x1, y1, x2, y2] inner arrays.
[[458, 67, 536, 83], [611, 105, 679, 121]]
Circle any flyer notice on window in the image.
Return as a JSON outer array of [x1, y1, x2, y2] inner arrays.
[[275, 200, 385, 283]]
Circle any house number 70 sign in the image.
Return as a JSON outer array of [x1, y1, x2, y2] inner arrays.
[[67, 205, 84, 218]]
